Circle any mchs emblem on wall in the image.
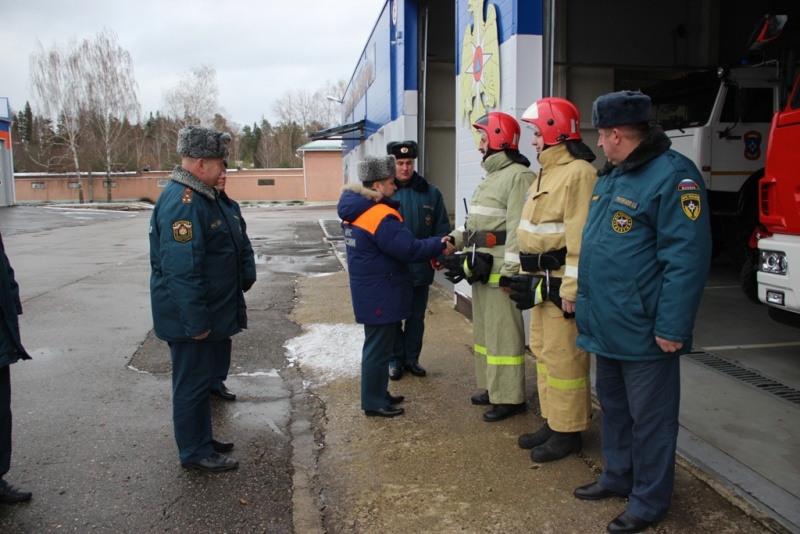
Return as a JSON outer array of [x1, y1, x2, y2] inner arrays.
[[460, 0, 500, 146]]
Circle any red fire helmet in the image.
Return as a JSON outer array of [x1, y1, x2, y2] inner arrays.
[[521, 97, 582, 145], [473, 112, 521, 151]]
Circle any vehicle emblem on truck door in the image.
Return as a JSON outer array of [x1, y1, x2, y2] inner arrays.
[[743, 130, 763, 160]]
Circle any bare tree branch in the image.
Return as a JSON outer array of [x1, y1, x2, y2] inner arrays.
[[29, 38, 86, 197], [162, 66, 220, 129]]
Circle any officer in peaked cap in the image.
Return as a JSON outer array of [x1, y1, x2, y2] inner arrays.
[[385, 140, 451, 382]]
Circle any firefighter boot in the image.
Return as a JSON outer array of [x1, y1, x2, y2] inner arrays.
[[518, 421, 554, 449], [530, 431, 582, 463]]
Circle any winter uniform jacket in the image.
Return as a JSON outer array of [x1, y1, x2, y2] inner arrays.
[[337, 184, 446, 325], [450, 151, 536, 283], [219, 191, 257, 297], [0, 233, 30, 368], [517, 143, 597, 301], [149, 167, 246, 342], [576, 126, 711, 360], [393, 172, 451, 287]]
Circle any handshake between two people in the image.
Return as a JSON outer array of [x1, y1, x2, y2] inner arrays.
[[440, 235, 457, 256], [430, 235, 457, 271]]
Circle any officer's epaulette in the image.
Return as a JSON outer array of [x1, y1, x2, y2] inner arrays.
[[182, 187, 193, 204]]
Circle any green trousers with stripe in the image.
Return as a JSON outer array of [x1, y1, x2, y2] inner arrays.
[[530, 301, 591, 432], [472, 282, 526, 405]]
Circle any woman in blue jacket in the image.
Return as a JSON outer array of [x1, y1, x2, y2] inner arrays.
[[337, 155, 452, 417]]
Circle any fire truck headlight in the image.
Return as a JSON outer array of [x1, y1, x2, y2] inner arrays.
[[760, 250, 788, 275]]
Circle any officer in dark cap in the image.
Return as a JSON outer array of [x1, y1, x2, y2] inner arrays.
[[150, 126, 242, 472], [571, 91, 711, 533], [385, 140, 451, 381]]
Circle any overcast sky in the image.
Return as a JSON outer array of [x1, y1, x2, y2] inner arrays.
[[0, 0, 386, 128]]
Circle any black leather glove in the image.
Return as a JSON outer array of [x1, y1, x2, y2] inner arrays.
[[464, 251, 494, 284], [442, 253, 467, 284], [243, 278, 256, 292], [507, 274, 563, 310]]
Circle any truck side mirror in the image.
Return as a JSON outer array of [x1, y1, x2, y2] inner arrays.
[[747, 14, 787, 51]]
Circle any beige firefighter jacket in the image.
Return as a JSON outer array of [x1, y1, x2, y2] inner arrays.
[[516, 143, 597, 301], [451, 151, 536, 284]]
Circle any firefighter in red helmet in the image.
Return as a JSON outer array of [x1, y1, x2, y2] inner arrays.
[[509, 97, 597, 462], [444, 111, 535, 422]]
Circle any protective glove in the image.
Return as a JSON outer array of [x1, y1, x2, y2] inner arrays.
[[506, 274, 562, 310], [243, 278, 256, 292], [463, 251, 494, 284], [442, 252, 467, 284]]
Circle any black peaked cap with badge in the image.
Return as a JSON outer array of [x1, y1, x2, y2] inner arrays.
[[386, 140, 418, 160]]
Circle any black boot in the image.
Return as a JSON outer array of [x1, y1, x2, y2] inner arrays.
[[482, 403, 526, 422], [518, 422, 554, 449], [530, 431, 582, 462]]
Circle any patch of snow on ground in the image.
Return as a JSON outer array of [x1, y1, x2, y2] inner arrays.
[[235, 370, 281, 377], [284, 323, 363, 385]]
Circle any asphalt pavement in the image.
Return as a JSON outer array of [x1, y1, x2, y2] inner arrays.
[[0, 203, 797, 533]]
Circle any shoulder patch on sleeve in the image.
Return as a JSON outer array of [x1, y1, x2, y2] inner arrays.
[[182, 187, 193, 204], [677, 179, 699, 191], [681, 193, 701, 221], [172, 220, 193, 242]]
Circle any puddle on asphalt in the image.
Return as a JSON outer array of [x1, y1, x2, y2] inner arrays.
[[256, 254, 295, 264], [254, 253, 337, 273]]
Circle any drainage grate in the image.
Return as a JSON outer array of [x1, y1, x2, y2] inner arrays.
[[686, 351, 800, 408]]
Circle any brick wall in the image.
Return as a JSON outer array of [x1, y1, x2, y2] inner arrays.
[[14, 151, 344, 204]]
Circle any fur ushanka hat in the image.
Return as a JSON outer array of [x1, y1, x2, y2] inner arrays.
[[591, 90, 652, 128], [178, 126, 231, 159], [358, 155, 396, 183]]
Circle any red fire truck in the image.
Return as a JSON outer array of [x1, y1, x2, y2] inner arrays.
[[754, 15, 800, 327], [757, 74, 800, 327]]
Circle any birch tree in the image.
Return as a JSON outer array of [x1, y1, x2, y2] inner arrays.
[[82, 29, 141, 201], [29, 38, 86, 200], [163, 66, 220, 129]]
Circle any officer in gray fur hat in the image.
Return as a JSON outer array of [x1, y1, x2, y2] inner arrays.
[[337, 155, 454, 418], [572, 91, 711, 533], [149, 126, 244, 472], [385, 141, 450, 381]]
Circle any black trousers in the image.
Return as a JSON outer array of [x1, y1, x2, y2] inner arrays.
[[0, 365, 11, 479]]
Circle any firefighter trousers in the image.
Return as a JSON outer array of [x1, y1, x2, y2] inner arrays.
[[530, 301, 591, 432], [472, 282, 526, 405]]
